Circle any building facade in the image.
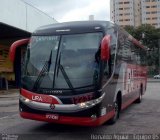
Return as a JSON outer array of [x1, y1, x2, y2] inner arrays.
[[110, 0, 141, 27], [0, 0, 57, 89], [141, 0, 160, 28], [110, 0, 160, 28]]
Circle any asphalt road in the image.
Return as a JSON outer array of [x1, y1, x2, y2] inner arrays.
[[0, 82, 160, 140]]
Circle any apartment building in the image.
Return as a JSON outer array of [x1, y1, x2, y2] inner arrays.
[[110, 0, 141, 27], [141, 0, 160, 28], [110, 0, 160, 28]]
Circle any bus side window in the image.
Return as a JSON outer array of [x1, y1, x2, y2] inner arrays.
[[117, 30, 133, 63], [139, 49, 146, 66]]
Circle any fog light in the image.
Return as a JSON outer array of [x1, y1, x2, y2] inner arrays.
[[91, 114, 97, 119], [25, 98, 30, 103], [79, 103, 86, 108], [20, 108, 23, 112]]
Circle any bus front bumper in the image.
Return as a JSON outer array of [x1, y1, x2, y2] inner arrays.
[[20, 111, 114, 126], [19, 88, 115, 126]]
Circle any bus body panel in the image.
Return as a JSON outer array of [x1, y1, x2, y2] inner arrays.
[[19, 88, 115, 126], [9, 21, 147, 126]]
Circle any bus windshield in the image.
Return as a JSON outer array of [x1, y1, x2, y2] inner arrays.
[[22, 32, 103, 92]]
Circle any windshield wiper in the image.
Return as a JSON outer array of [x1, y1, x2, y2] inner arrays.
[[56, 53, 75, 93], [32, 50, 52, 91]]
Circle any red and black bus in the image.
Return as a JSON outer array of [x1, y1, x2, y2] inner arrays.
[[9, 21, 147, 126]]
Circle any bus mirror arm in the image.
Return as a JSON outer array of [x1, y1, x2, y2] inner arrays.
[[100, 35, 111, 62], [9, 38, 30, 62]]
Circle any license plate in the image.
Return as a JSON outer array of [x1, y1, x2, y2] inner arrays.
[[46, 114, 59, 120]]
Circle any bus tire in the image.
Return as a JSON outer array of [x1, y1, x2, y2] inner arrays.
[[135, 85, 143, 103], [108, 97, 120, 124]]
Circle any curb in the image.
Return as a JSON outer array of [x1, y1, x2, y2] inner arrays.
[[147, 80, 160, 83], [0, 89, 19, 95]]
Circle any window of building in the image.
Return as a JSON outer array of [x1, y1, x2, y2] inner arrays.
[[124, 2, 130, 4], [152, 17, 158, 20], [151, 5, 157, 8], [152, 23, 158, 25], [146, 18, 150, 20], [146, 12, 150, 14], [124, 7, 130, 10], [146, 6, 150, 8], [125, 19, 130, 21], [151, 11, 157, 14], [119, 8, 123, 10], [124, 13, 130, 15], [145, 0, 150, 2]]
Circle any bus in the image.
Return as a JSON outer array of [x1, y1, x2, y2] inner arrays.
[[9, 21, 147, 126]]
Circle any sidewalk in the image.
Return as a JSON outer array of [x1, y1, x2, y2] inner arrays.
[[0, 89, 19, 97], [0, 89, 19, 107], [147, 78, 160, 83]]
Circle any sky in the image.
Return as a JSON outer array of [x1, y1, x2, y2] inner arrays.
[[23, 0, 110, 22]]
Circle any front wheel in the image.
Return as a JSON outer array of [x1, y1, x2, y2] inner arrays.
[[108, 98, 120, 124]]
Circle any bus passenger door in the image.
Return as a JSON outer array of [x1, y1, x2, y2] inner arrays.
[[125, 67, 134, 94], [127, 68, 131, 94]]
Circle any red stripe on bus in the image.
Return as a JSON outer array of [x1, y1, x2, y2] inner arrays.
[[20, 111, 115, 126], [21, 88, 60, 104], [121, 96, 138, 110]]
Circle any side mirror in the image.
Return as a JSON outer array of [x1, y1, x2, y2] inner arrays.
[[101, 35, 111, 61], [9, 39, 30, 62]]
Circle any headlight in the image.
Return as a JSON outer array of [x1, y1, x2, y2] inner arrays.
[[78, 93, 105, 109]]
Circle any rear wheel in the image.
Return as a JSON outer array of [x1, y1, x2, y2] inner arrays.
[[108, 97, 120, 124], [135, 85, 143, 103]]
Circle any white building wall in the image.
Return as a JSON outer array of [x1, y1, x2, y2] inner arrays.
[[0, 0, 56, 32]]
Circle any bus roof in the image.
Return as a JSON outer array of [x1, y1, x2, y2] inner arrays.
[[32, 20, 145, 50], [33, 21, 113, 35]]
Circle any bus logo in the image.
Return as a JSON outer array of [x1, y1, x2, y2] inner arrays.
[[32, 96, 43, 102], [50, 104, 55, 110]]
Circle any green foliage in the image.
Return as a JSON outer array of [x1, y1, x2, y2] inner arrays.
[[124, 25, 160, 75]]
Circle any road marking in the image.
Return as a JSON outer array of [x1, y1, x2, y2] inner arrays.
[[0, 114, 18, 120]]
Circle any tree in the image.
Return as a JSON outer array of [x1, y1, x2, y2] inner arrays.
[[124, 25, 136, 37], [124, 24, 160, 75]]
